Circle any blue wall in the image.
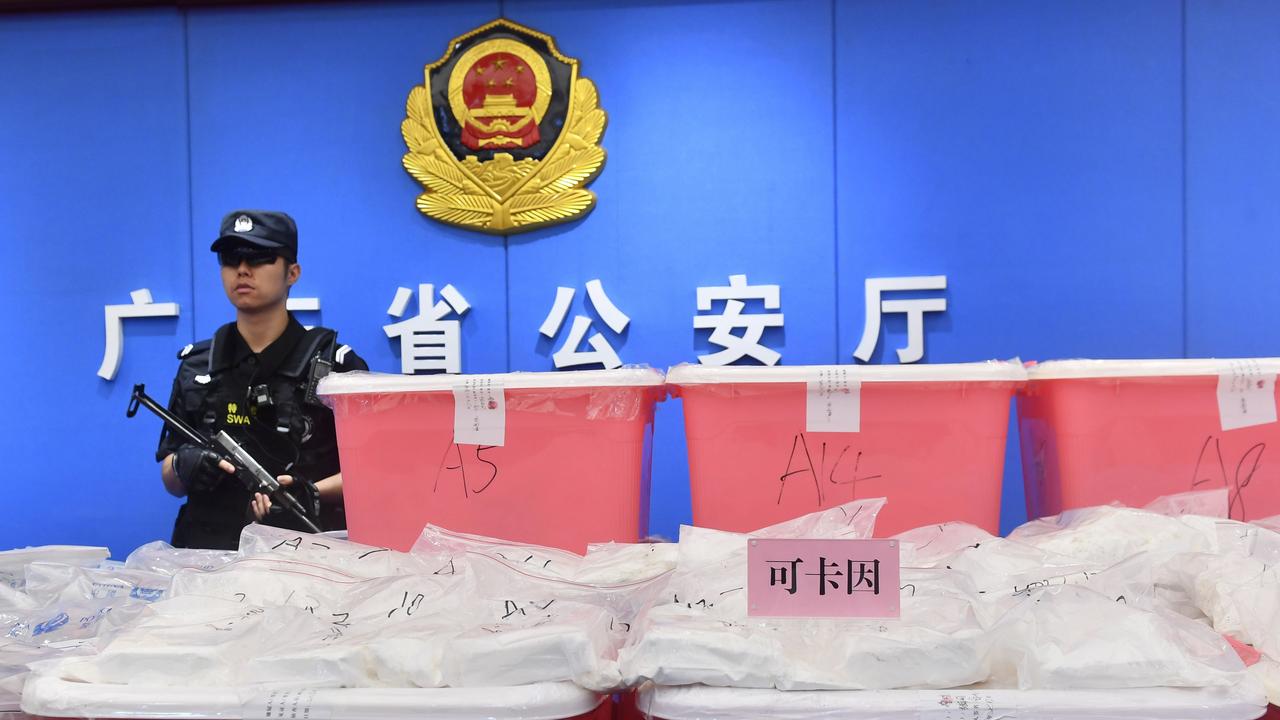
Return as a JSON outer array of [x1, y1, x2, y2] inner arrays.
[[1, 0, 1273, 557], [0, 10, 192, 554]]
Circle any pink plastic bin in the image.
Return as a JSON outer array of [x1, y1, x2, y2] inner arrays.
[[318, 369, 665, 553], [667, 362, 1025, 537], [1018, 358, 1280, 523]]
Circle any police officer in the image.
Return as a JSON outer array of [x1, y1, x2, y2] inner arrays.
[[156, 210, 367, 549]]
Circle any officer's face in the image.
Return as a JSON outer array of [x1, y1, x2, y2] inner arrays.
[[221, 255, 300, 313]]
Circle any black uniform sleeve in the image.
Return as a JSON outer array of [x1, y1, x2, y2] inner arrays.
[[333, 345, 368, 373], [155, 366, 198, 462]]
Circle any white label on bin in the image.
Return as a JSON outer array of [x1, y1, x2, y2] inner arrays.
[[454, 378, 506, 446], [245, 688, 332, 720], [1217, 361, 1277, 432], [806, 368, 860, 433]]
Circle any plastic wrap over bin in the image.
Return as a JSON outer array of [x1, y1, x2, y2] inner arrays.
[[21, 674, 607, 720], [667, 361, 1025, 536], [1018, 359, 1280, 522], [318, 369, 665, 553], [637, 682, 1268, 720]]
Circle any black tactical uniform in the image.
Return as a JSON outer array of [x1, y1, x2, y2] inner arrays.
[[156, 316, 366, 549], [156, 209, 367, 549]]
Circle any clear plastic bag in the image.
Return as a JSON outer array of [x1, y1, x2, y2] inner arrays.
[[1, 598, 147, 648], [169, 557, 467, 636], [620, 569, 991, 691], [123, 542, 236, 576], [454, 551, 672, 690], [442, 600, 621, 691], [621, 499, 996, 690], [413, 526, 583, 581], [23, 563, 169, 605], [578, 542, 678, 585], [1172, 552, 1280, 661], [989, 584, 1247, 690], [0, 547, 109, 591], [1143, 488, 1230, 519], [1249, 656, 1280, 705], [1256, 514, 1280, 533], [46, 595, 333, 686], [893, 522, 995, 566], [1007, 503, 1216, 567], [412, 525, 673, 689], [658, 498, 887, 621], [239, 525, 448, 578]]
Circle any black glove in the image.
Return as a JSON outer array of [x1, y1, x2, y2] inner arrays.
[[262, 473, 322, 528], [293, 475, 322, 522], [172, 444, 228, 494], [286, 474, 322, 517]]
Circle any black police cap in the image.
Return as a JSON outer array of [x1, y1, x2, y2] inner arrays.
[[211, 210, 298, 260]]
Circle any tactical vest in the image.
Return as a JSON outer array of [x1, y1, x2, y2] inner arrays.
[[168, 325, 344, 549]]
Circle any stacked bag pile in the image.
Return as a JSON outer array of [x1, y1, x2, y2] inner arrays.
[[1, 488, 1277, 720]]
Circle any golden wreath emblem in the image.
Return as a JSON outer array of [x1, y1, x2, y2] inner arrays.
[[402, 19, 607, 234]]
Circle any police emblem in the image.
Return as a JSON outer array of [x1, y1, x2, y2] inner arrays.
[[402, 19, 607, 234]]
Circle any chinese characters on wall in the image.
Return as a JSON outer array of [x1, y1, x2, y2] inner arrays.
[[98, 275, 949, 378]]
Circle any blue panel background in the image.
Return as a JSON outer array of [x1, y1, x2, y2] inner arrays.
[[834, 0, 1185, 532], [501, 0, 838, 542], [1185, 0, 1280, 357], [0, 10, 193, 556], [5, 0, 1275, 555], [185, 1, 506, 373]]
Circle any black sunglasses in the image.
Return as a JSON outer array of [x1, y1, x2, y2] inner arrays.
[[218, 249, 281, 268]]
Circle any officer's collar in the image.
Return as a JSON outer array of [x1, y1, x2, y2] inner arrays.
[[209, 314, 308, 377]]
